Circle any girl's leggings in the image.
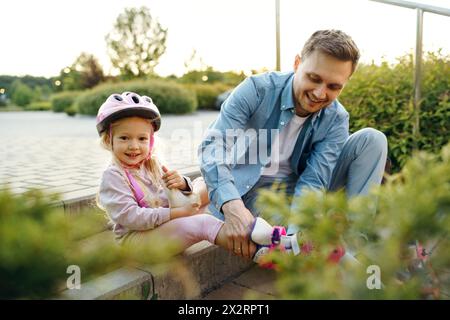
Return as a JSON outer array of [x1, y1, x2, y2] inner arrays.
[[123, 213, 224, 252]]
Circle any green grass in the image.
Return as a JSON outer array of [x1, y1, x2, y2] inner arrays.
[[0, 102, 53, 112], [0, 105, 25, 112]]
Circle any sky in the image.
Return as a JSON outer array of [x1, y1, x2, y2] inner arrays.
[[1, 0, 449, 78]]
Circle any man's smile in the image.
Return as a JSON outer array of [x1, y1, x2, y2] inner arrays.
[[306, 92, 327, 105]]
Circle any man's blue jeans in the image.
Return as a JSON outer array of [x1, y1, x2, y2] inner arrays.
[[242, 128, 388, 231]]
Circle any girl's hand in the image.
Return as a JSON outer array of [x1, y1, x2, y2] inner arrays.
[[170, 203, 200, 219], [162, 165, 188, 191]]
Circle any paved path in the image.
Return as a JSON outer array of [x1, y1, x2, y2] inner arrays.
[[0, 110, 219, 201], [202, 265, 277, 300]]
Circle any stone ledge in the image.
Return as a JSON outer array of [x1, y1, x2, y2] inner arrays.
[[59, 266, 153, 300], [60, 241, 253, 300]]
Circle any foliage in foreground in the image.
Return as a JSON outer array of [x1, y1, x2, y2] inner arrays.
[[257, 143, 450, 299], [0, 190, 191, 299]]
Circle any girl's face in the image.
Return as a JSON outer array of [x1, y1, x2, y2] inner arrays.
[[111, 117, 153, 167]]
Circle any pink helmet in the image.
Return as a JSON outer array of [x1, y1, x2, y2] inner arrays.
[[96, 92, 161, 136]]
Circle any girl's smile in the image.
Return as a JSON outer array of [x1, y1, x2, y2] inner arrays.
[[125, 152, 141, 159]]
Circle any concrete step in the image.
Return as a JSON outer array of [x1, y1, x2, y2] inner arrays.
[[60, 241, 254, 300]]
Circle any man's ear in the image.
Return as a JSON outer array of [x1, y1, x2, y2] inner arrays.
[[294, 54, 302, 71]]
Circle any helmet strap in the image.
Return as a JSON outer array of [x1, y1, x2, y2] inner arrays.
[[109, 123, 113, 150], [146, 134, 154, 160]]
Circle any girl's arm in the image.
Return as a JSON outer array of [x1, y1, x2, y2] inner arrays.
[[99, 168, 171, 231]]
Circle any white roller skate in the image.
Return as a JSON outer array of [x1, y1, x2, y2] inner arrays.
[[250, 217, 300, 268], [250, 217, 360, 269]]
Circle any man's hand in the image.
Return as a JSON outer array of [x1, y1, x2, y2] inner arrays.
[[221, 199, 257, 259]]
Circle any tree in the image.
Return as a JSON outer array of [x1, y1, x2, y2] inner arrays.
[[58, 53, 105, 91], [183, 49, 207, 74], [73, 53, 105, 89], [105, 7, 167, 79], [180, 50, 246, 86], [0, 75, 53, 99], [178, 67, 246, 86], [10, 80, 34, 106]]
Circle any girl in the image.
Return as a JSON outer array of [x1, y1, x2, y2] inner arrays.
[[96, 91, 229, 251]]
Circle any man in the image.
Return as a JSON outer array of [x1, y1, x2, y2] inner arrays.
[[199, 30, 387, 260]]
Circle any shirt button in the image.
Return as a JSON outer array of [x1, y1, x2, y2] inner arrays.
[[246, 185, 250, 189], [280, 121, 285, 125]]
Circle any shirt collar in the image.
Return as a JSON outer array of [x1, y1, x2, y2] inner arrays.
[[280, 73, 295, 111]]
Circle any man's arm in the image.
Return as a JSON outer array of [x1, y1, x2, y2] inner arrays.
[[199, 77, 261, 259], [199, 77, 260, 212]]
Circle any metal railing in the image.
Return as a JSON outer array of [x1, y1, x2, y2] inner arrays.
[[369, 0, 450, 138], [275, 0, 281, 71], [274, 0, 450, 137]]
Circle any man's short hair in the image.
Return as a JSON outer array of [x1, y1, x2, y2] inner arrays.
[[301, 29, 360, 74]]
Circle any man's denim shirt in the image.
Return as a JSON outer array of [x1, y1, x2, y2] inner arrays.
[[199, 71, 349, 219]]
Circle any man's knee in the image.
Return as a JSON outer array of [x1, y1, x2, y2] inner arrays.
[[352, 127, 388, 154]]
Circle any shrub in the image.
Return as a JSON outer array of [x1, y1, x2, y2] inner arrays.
[[51, 91, 80, 112], [25, 101, 52, 111], [11, 82, 34, 107], [340, 51, 450, 172], [77, 79, 197, 116], [65, 105, 78, 117], [0, 190, 73, 299], [185, 83, 231, 109], [256, 142, 450, 299], [0, 189, 187, 299]]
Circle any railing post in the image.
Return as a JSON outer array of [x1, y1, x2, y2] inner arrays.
[[414, 8, 423, 139], [369, 1, 450, 142], [275, 0, 281, 71]]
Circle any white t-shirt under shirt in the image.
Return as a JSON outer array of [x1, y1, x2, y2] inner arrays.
[[261, 114, 310, 178]]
